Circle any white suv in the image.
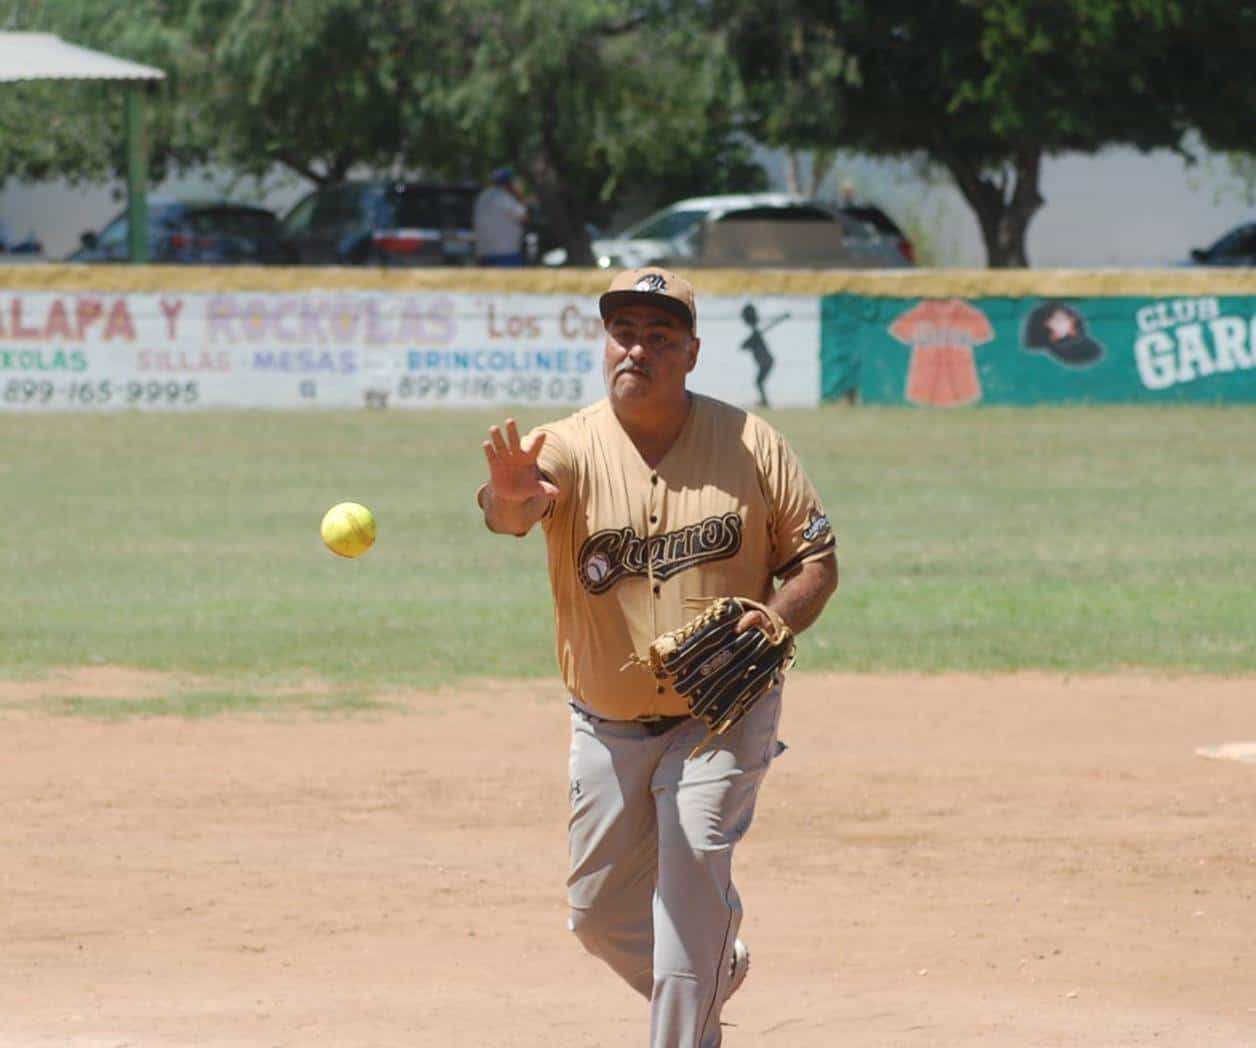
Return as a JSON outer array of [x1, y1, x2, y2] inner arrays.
[[548, 192, 913, 269]]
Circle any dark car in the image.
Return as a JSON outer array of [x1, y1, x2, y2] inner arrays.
[[1188, 222, 1256, 267], [280, 181, 478, 266], [68, 199, 291, 264]]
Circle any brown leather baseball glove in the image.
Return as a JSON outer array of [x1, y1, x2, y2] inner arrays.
[[642, 596, 795, 745]]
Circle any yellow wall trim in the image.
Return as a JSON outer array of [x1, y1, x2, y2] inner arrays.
[[2, 264, 1255, 298]]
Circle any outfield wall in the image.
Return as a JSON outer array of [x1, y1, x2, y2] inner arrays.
[[2, 265, 1254, 411], [823, 291, 1256, 405]]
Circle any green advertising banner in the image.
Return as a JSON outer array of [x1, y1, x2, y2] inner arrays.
[[822, 293, 1256, 405]]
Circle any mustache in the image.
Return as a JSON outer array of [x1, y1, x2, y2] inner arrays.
[[614, 360, 650, 378]]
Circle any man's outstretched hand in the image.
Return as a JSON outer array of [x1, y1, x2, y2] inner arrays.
[[482, 418, 559, 503]]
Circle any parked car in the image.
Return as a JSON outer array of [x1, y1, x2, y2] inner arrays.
[[280, 180, 478, 266], [0, 229, 45, 264], [839, 203, 917, 265], [67, 199, 291, 264], [563, 193, 914, 270], [1187, 222, 1256, 267]]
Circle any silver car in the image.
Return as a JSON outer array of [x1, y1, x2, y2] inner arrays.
[[550, 192, 914, 269]]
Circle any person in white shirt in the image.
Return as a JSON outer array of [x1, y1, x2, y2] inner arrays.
[[473, 167, 529, 266]]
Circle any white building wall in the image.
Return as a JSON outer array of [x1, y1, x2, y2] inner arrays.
[[754, 143, 1254, 268]]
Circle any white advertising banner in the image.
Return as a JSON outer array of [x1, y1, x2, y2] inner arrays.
[[0, 289, 820, 411]]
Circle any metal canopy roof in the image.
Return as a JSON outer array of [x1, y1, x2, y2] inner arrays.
[[0, 32, 165, 83]]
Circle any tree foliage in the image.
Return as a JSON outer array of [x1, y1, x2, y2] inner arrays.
[[183, 0, 465, 185], [718, 0, 1256, 267], [441, 0, 762, 262], [8, 0, 1253, 269], [0, 0, 205, 185], [3, 0, 762, 263]]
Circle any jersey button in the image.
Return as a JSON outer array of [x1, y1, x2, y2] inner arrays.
[[649, 514, 657, 524], [652, 584, 661, 596], [657, 685, 665, 694], [650, 474, 658, 485]]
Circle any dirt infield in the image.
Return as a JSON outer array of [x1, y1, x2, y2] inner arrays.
[[2, 672, 1254, 1047]]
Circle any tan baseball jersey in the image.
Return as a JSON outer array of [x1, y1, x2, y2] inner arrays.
[[532, 392, 834, 721]]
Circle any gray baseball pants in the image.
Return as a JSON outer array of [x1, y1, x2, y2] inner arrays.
[[566, 687, 783, 1048]]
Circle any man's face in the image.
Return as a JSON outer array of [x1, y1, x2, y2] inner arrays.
[[603, 304, 699, 405]]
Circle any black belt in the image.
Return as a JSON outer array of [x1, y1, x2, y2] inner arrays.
[[633, 714, 692, 736], [572, 703, 691, 736]]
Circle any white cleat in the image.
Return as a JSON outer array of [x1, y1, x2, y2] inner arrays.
[[726, 938, 751, 1001]]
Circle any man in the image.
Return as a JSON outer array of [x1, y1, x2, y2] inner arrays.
[[473, 166, 529, 266], [476, 267, 838, 1047]]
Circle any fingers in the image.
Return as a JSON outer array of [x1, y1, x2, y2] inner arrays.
[[488, 418, 548, 467], [523, 428, 547, 462], [488, 418, 529, 458], [734, 610, 768, 634]]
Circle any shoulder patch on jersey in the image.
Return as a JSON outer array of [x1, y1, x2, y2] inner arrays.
[[803, 508, 831, 543]]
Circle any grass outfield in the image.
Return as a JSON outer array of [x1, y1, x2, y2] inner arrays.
[[2, 405, 1254, 704]]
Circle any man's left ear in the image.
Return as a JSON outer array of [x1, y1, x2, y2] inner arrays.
[[686, 336, 700, 373]]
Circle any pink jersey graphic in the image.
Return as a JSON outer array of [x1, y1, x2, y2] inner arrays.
[[889, 299, 994, 407]]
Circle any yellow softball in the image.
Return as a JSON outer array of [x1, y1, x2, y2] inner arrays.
[[320, 502, 377, 559]]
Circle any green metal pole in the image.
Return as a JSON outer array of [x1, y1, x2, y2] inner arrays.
[[125, 85, 150, 264]]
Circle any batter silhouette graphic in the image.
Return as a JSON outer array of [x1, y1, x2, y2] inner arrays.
[[740, 303, 790, 408]]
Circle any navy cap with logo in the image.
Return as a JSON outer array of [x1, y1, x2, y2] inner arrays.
[[599, 266, 697, 333], [1022, 300, 1105, 366]]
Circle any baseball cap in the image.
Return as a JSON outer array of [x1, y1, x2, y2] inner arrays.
[[598, 267, 697, 332], [1022, 300, 1105, 366]]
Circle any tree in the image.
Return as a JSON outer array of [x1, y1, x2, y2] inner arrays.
[[4, 0, 765, 264], [184, 1, 764, 260], [441, 0, 763, 265], [718, 0, 1256, 267], [1158, 4, 1256, 201], [0, 81, 110, 185], [0, 0, 202, 187], [185, 0, 465, 186], [186, 0, 764, 261], [1, 0, 469, 190]]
